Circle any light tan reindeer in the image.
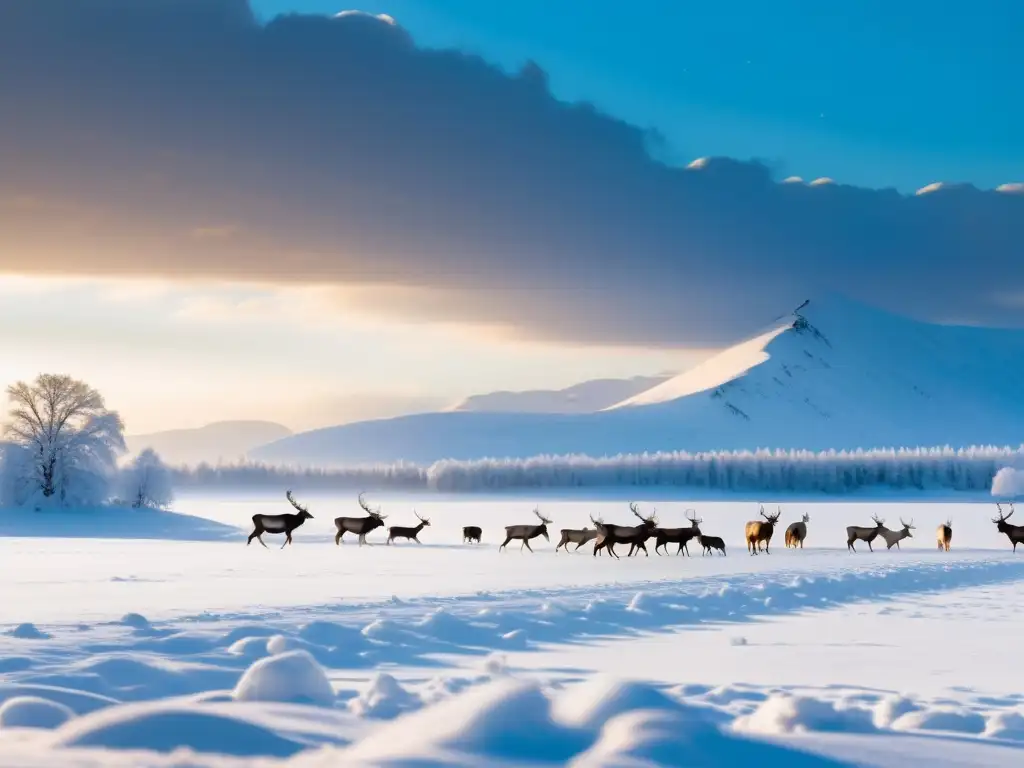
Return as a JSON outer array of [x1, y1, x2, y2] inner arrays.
[[745, 505, 782, 555], [878, 517, 915, 550], [936, 519, 952, 552], [785, 513, 810, 548]]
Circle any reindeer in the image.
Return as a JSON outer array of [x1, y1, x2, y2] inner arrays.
[[936, 519, 952, 552], [499, 508, 552, 552], [745, 504, 782, 555], [591, 503, 658, 558], [387, 511, 431, 545], [247, 490, 314, 548], [462, 526, 482, 544], [334, 492, 387, 546], [846, 514, 885, 552], [653, 511, 702, 555], [698, 532, 727, 556], [555, 526, 598, 552], [785, 513, 810, 549], [878, 517, 915, 550], [992, 503, 1024, 551]]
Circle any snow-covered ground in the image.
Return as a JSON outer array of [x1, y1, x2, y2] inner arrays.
[[1, 494, 1023, 765]]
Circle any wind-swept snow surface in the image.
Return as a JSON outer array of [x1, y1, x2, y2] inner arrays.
[[2, 496, 1024, 765], [252, 296, 1024, 465]]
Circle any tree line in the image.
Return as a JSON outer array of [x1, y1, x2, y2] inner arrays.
[[0, 374, 1019, 506]]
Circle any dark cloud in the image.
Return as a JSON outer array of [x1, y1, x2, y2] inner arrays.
[[1, 0, 1022, 346]]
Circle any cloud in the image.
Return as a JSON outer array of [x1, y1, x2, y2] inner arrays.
[[1, 0, 1022, 347]]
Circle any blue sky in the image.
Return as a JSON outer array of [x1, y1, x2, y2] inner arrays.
[[254, 0, 1023, 191]]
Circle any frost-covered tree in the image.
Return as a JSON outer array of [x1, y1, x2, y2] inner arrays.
[[2, 374, 125, 506], [119, 448, 175, 509]]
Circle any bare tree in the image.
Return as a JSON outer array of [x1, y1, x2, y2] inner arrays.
[[3, 374, 125, 504]]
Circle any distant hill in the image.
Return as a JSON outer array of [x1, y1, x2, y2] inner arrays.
[[127, 421, 293, 466], [448, 375, 672, 414], [250, 296, 1024, 466]]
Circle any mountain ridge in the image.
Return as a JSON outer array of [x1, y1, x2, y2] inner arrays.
[[250, 297, 1024, 466]]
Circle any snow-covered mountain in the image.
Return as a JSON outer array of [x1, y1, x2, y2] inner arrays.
[[250, 297, 1024, 466], [127, 421, 293, 466], [449, 374, 672, 414]]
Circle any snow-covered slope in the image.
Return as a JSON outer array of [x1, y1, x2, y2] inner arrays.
[[251, 297, 1024, 466], [449, 375, 672, 414], [127, 421, 292, 466]]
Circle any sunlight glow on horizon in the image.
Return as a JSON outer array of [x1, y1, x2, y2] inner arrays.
[[0, 275, 704, 434]]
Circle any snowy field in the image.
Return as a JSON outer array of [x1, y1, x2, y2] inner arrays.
[[1, 493, 1024, 766]]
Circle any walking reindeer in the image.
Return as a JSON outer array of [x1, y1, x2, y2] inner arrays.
[[653, 511, 702, 555], [785, 513, 810, 549], [555, 526, 598, 552], [992, 503, 1024, 551], [745, 505, 782, 555], [334, 493, 387, 546], [499, 508, 552, 552], [591, 503, 658, 558], [247, 490, 314, 548], [878, 518, 914, 550], [936, 519, 952, 552], [698, 532, 727, 556], [387, 511, 431, 545], [846, 514, 885, 552], [462, 526, 482, 544]]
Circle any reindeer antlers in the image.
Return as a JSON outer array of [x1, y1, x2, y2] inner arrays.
[[993, 503, 1014, 524], [286, 490, 308, 514], [358, 492, 386, 519], [871, 514, 885, 526], [629, 502, 657, 523], [534, 507, 552, 524], [900, 517, 915, 529], [685, 509, 703, 524], [414, 509, 429, 523]]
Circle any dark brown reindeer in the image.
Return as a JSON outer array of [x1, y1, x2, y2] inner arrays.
[[698, 532, 727, 556], [555, 526, 598, 552], [846, 514, 885, 552], [334, 492, 387, 546], [387, 511, 431, 545], [745, 505, 782, 555], [785, 513, 811, 548], [936, 519, 952, 552], [993, 503, 1024, 551], [499, 508, 552, 552], [247, 490, 314, 548], [878, 517, 915, 550], [591, 503, 658, 558], [654, 511, 703, 555], [462, 526, 482, 544]]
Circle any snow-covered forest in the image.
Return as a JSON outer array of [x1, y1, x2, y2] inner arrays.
[[166, 445, 1024, 496]]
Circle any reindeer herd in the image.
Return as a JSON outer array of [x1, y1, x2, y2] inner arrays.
[[246, 493, 1024, 555]]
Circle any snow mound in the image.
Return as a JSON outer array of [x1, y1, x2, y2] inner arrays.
[[342, 679, 589, 763], [552, 677, 686, 730], [119, 613, 151, 630], [7, 623, 51, 640], [892, 706, 987, 735], [232, 650, 335, 706], [734, 693, 877, 735], [872, 694, 920, 728], [984, 710, 1024, 741], [227, 636, 271, 659], [347, 673, 420, 719], [0, 696, 74, 729], [51, 703, 305, 757], [298, 620, 366, 648], [573, 708, 846, 767]]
